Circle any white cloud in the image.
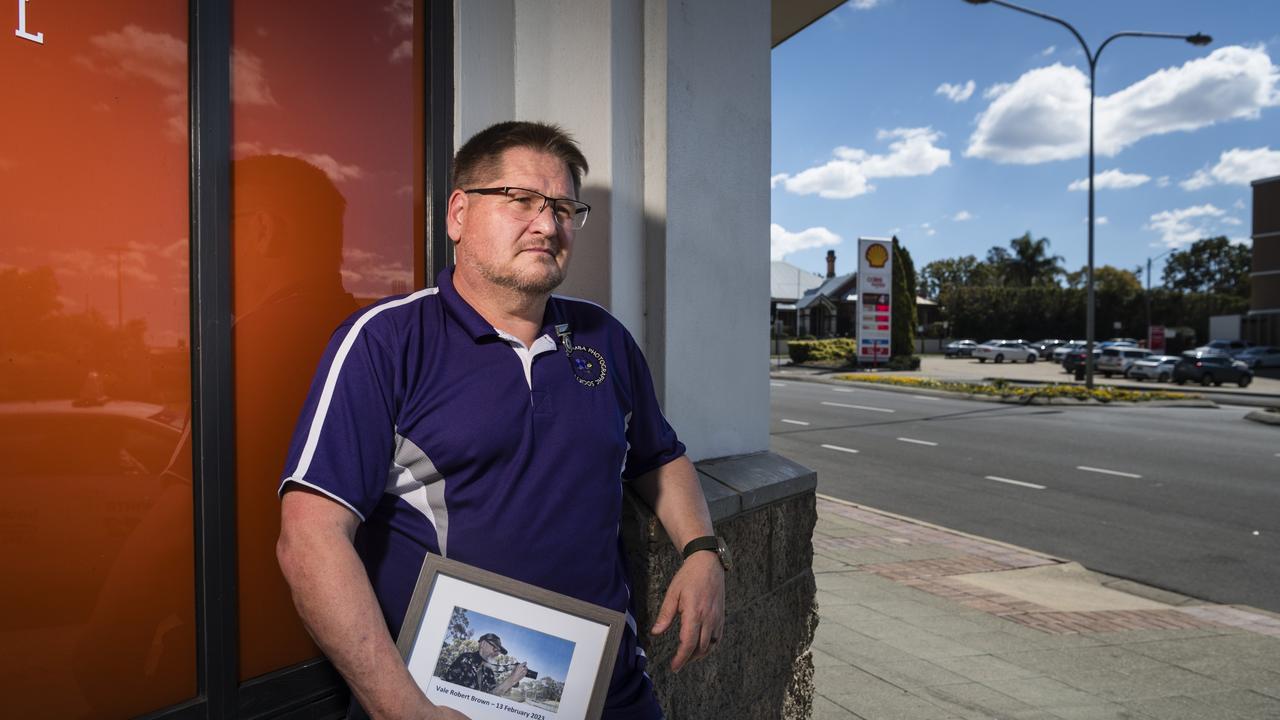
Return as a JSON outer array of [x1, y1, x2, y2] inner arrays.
[[1041, 46, 1056, 57], [921, 222, 937, 237], [385, 0, 414, 30], [1234, 198, 1247, 209], [983, 83, 1012, 100], [1157, 176, 1171, 188], [1083, 216, 1110, 225], [1067, 169, 1151, 191], [936, 80, 975, 103], [848, 0, 881, 9], [952, 210, 973, 222], [771, 223, 841, 261], [231, 48, 277, 106], [341, 247, 413, 295], [967, 46, 1280, 164], [1180, 146, 1280, 190], [1146, 204, 1225, 248], [1222, 217, 1243, 226], [770, 173, 789, 189], [774, 128, 951, 199]]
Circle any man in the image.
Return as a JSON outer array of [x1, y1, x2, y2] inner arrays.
[[277, 121, 726, 720], [440, 633, 526, 697]]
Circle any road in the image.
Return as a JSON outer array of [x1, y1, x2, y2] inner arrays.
[[769, 378, 1280, 613]]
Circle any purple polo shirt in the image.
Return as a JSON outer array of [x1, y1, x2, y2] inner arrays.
[[280, 267, 683, 717]]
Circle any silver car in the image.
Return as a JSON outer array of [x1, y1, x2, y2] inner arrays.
[[1127, 355, 1181, 382]]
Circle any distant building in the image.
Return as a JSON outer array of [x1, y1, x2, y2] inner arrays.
[[1245, 175, 1280, 345], [771, 259, 825, 336]]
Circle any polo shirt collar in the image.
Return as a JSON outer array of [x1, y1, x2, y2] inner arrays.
[[436, 267, 567, 347]]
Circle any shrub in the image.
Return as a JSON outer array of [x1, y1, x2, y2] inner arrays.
[[788, 338, 858, 364]]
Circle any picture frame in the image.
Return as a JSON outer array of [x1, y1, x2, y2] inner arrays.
[[396, 554, 625, 720]]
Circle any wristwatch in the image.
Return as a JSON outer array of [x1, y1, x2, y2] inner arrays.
[[681, 535, 732, 572]]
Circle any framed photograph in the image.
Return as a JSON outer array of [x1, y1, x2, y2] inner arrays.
[[396, 554, 625, 720]]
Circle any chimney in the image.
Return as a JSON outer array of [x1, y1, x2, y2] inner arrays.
[[826, 250, 836, 279]]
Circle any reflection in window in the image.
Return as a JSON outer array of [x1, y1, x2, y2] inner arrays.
[[232, 0, 425, 680], [0, 3, 195, 717]]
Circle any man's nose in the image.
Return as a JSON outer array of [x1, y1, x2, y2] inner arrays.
[[528, 201, 559, 234]]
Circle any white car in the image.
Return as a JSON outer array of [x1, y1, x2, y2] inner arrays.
[[973, 341, 1037, 363], [1127, 355, 1181, 382], [1237, 345, 1280, 369], [1096, 346, 1152, 378]]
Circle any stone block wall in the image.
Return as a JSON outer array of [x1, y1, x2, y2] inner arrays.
[[621, 452, 818, 719]]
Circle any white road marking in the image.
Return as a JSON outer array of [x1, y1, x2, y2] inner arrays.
[[780, 419, 810, 426], [1077, 465, 1142, 479], [821, 444, 860, 454], [913, 395, 941, 400], [771, 382, 787, 387], [830, 388, 855, 393], [821, 401, 895, 413], [897, 437, 938, 447], [985, 475, 1046, 490]]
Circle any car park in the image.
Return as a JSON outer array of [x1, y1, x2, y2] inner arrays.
[[1096, 346, 1152, 378], [1172, 351, 1253, 387], [1236, 345, 1280, 368], [1030, 339, 1067, 358], [973, 341, 1037, 363], [1099, 337, 1140, 348], [1127, 355, 1181, 382], [944, 339, 978, 358]]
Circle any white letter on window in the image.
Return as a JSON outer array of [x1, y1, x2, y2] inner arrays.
[[16, 0, 44, 44]]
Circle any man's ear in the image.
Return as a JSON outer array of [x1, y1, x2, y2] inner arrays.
[[445, 189, 468, 245]]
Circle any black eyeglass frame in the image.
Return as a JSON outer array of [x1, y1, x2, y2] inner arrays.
[[464, 186, 591, 230]]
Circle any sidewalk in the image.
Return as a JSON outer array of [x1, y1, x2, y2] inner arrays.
[[811, 495, 1280, 719]]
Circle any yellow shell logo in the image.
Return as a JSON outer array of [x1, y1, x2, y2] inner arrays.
[[865, 243, 889, 268]]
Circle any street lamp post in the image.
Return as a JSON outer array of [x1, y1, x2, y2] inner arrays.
[[963, 0, 1209, 388], [1145, 247, 1175, 349]]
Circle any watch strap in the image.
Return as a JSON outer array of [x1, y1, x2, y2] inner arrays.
[[681, 535, 721, 559]]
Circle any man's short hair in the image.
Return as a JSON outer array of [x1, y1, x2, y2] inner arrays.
[[452, 121, 589, 197]]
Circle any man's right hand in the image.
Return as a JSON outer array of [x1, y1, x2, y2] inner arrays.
[[426, 706, 471, 720]]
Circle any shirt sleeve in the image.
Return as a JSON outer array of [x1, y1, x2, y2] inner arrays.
[[619, 328, 686, 480], [278, 309, 399, 521]]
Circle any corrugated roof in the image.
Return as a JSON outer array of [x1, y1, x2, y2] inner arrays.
[[771, 260, 826, 301]]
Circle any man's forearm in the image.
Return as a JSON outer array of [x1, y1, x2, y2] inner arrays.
[[278, 491, 435, 719], [633, 456, 714, 550]]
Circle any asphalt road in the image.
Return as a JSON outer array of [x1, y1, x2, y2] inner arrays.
[[769, 378, 1280, 613]]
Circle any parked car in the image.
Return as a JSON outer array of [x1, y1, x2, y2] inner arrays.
[[1062, 348, 1100, 374], [973, 341, 1037, 363], [1237, 345, 1280, 369], [1127, 355, 1181, 382], [1052, 341, 1087, 363], [944, 339, 979, 358], [1172, 351, 1253, 387], [1098, 337, 1140, 349], [1096, 346, 1152, 378], [1030, 339, 1067, 357], [1196, 339, 1253, 358]]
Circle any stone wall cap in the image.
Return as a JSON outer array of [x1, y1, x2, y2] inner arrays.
[[696, 452, 816, 515]]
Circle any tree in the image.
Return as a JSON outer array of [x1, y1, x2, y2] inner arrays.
[[891, 237, 918, 359], [918, 255, 984, 299], [1005, 232, 1065, 287], [1162, 236, 1251, 298], [1064, 265, 1141, 296]]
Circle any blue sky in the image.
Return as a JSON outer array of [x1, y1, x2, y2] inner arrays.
[[771, 0, 1280, 284]]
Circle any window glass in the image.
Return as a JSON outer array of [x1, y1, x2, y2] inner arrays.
[[231, 0, 425, 679], [0, 2, 195, 717]]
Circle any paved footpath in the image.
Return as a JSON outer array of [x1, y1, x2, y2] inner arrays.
[[811, 495, 1280, 720]]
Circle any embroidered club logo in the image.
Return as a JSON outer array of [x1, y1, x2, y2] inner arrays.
[[569, 346, 608, 387]]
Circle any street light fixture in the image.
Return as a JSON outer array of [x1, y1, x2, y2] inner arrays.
[[963, 0, 1210, 388]]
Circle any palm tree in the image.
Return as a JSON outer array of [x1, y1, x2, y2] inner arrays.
[[1006, 232, 1064, 287]]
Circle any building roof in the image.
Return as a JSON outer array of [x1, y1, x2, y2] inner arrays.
[[771, 260, 826, 302], [796, 272, 856, 310]]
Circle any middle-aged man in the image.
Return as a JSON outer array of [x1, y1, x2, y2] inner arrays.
[[440, 633, 526, 697], [277, 121, 727, 720]]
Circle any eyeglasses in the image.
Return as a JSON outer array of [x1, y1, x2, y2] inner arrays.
[[465, 186, 591, 230]]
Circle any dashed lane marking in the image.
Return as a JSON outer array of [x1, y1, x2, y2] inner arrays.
[[780, 419, 810, 426], [897, 437, 938, 447], [821, 444, 860, 454], [821, 401, 895, 413], [1077, 465, 1142, 479], [830, 388, 854, 393], [770, 381, 787, 387], [985, 475, 1046, 490]]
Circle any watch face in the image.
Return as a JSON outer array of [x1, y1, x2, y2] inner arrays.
[[716, 539, 732, 572]]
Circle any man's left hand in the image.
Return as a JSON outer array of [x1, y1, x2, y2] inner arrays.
[[649, 551, 725, 672]]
